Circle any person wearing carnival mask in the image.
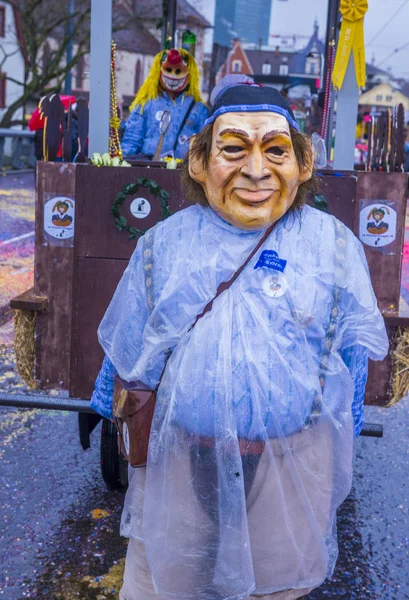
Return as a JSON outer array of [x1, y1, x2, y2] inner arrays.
[[121, 48, 208, 160], [91, 85, 388, 599]]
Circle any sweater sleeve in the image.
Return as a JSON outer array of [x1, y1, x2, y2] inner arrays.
[[90, 355, 117, 419], [341, 345, 369, 437]]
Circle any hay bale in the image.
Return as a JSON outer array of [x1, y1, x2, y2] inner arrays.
[[13, 309, 37, 389], [389, 327, 409, 407]]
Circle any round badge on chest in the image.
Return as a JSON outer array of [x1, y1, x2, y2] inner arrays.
[[263, 272, 288, 299]]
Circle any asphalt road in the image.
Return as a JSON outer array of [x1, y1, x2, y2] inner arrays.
[[1, 380, 408, 599], [0, 172, 408, 599]]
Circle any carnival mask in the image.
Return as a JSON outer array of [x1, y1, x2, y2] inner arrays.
[[190, 112, 312, 231], [160, 49, 189, 95]]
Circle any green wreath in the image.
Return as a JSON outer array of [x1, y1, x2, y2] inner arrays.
[[111, 178, 171, 240]]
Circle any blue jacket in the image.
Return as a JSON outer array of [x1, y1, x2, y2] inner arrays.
[[121, 92, 209, 159]]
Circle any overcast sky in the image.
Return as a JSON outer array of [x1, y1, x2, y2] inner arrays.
[[197, 0, 409, 78]]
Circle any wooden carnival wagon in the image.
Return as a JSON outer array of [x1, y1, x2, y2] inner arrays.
[[5, 145, 409, 488], [2, 0, 409, 487]]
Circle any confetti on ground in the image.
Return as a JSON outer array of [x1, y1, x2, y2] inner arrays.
[[0, 176, 35, 331], [85, 557, 125, 595], [91, 509, 111, 520]]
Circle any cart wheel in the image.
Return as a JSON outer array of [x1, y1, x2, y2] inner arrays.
[[100, 418, 128, 490]]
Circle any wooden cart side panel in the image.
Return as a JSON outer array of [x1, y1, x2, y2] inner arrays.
[[74, 165, 189, 260], [35, 162, 76, 390], [365, 326, 396, 406], [365, 357, 391, 407], [70, 257, 128, 398], [317, 173, 357, 231], [355, 172, 408, 311]]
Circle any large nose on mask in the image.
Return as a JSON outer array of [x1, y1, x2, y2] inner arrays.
[[163, 49, 183, 73], [241, 147, 270, 182]]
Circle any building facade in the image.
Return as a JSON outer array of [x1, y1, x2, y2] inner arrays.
[[69, 0, 211, 108], [0, 2, 25, 127], [127, 0, 211, 86], [358, 82, 409, 112], [216, 22, 324, 98], [0, 0, 210, 127], [214, 0, 271, 47]]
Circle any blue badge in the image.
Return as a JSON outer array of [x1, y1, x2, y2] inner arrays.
[[254, 250, 287, 273]]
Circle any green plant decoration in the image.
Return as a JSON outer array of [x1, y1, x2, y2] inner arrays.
[[111, 178, 171, 240]]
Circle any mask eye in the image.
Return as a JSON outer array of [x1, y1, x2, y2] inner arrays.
[[266, 146, 285, 156], [161, 52, 168, 63], [182, 55, 188, 66], [224, 146, 244, 154]]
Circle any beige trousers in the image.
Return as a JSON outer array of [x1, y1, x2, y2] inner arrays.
[[119, 537, 313, 600], [119, 419, 341, 600]]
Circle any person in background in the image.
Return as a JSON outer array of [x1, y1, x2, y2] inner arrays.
[[121, 48, 208, 160]]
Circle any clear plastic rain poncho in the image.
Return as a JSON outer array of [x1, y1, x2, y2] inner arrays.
[[98, 204, 388, 600]]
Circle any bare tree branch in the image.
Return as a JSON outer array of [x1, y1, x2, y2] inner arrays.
[[0, 0, 162, 127], [0, 44, 23, 70], [2, 73, 25, 87], [0, 0, 93, 127]]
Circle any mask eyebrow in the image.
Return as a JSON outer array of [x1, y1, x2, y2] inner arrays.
[[262, 129, 291, 143], [218, 128, 249, 139]]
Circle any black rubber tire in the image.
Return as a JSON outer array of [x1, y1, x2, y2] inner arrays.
[[100, 418, 129, 490]]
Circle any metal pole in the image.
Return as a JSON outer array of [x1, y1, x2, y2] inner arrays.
[[170, 0, 177, 47], [88, 0, 112, 155], [162, 0, 168, 48], [0, 392, 383, 436], [64, 0, 75, 94], [323, 0, 340, 160], [332, 54, 359, 170], [163, 0, 177, 48], [323, 0, 339, 82], [0, 393, 96, 413]]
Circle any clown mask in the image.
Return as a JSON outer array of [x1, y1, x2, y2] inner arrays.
[[160, 49, 189, 96], [190, 111, 312, 231]]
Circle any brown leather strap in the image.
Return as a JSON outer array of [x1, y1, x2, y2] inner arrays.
[[191, 219, 279, 328], [155, 218, 279, 390]]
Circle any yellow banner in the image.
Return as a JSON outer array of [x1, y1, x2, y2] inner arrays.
[[332, 0, 368, 90]]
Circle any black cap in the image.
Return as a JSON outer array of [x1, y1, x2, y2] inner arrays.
[[204, 83, 299, 130]]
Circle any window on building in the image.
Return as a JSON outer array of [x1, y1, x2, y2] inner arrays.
[[0, 72, 6, 108], [75, 54, 85, 89], [232, 60, 242, 73], [262, 62, 271, 75], [134, 59, 142, 93], [376, 94, 383, 101], [0, 7, 5, 37], [305, 59, 319, 75], [279, 64, 289, 76], [385, 95, 393, 102]]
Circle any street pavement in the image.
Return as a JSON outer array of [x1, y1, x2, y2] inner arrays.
[[0, 173, 35, 328], [0, 173, 409, 599]]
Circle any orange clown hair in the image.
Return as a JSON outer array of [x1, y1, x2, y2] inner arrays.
[[129, 48, 203, 113]]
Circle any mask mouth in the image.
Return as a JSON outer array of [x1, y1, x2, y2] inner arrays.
[[161, 72, 188, 92], [234, 188, 277, 203]]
